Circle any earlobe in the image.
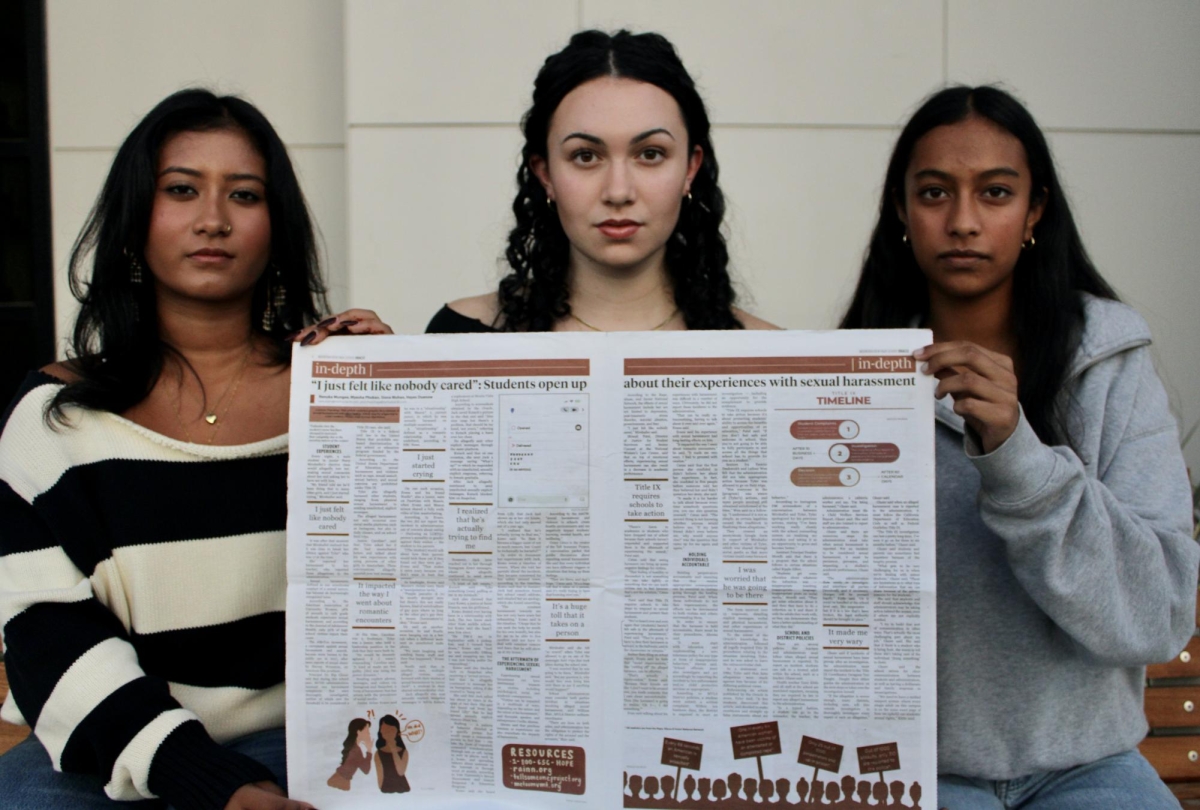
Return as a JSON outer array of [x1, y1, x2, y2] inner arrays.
[[895, 207, 910, 244], [529, 155, 554, 201], [683, 145, 704, 196], [892, 184, 909, 228], [1026, 187, 1048, 237]]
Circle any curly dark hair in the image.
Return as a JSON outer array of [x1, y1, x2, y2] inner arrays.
[[498, 29, 742, 332], [49, 88, 328, 421], [839, 85, 1118, 447]]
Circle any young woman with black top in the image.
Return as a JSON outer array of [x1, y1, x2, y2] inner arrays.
[[426, 29, 775, 334]]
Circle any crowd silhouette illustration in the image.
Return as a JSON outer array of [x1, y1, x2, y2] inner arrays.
[[624, 770, 924, 808]]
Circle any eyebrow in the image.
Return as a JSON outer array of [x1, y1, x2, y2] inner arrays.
[[561, 132, 602, 146], [560, 128, 677, 146], [913, 167, 1020, 181], [631, 127, 674, 144], [158, 166, 268, 184]]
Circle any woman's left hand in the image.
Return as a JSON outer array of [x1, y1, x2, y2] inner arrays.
[[294, 309, 393, 346], [915, 341, 1019, 454]]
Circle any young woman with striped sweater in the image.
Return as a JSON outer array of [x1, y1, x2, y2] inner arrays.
[[0, 89, 387, 810]]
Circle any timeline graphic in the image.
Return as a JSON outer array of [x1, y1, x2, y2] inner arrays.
[[789, 422, 899, 488]]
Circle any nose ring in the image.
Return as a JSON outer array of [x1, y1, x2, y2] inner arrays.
[[222, 224, 232, 234]]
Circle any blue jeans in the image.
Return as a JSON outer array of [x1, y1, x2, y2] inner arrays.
[[0, 727, 286, 809], [938, 749, 1178, 809]]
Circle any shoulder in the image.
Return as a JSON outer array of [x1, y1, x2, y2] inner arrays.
[[447, 293, 500, 324], [1073, 295, 1151, 371], [1, 368, 71, 439], [732, 308, 782, 331], [427, 294, 501, 333], [1068, 296, 1175, 452], [1, 361, 80, 434], [0, 371, 77, 500], [40, 361, 81, 384]]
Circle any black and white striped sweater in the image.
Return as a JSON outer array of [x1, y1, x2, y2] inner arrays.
[[0, 371, 287, 808]]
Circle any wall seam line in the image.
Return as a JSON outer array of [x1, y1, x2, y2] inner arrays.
[[341, 123, 1200, 137], [942, 0, 950, 83]]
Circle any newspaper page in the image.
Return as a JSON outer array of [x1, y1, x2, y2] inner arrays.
[[286, 329, 935, 809]]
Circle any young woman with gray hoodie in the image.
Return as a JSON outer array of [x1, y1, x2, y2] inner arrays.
[[840, 85, 1198, 809]]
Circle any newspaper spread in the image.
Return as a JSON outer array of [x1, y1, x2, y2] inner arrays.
[[286, 329, 936, 808]]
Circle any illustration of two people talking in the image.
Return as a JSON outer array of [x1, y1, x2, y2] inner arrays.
[[328, 715, 411, 794]]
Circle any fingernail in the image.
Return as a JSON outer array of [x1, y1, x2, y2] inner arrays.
[[913, 347, 927, 359], [284, 330, 300, 341], [300, 332, 316, 346], [920, 362, 931, 374], [339, 320, 360, 328], [316, 317, 337, 329]]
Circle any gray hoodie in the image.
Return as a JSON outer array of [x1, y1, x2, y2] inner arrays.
[[935, 294, 1199, 778]]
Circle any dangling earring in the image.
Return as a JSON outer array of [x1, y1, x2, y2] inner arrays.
[[686, 191, 693, 202], [262, 264, 286, 331], [124, 247, 144, 283], [546, 197, 554, 209], [902, 232, 908, 244], [1022, 236, 1036, 249]]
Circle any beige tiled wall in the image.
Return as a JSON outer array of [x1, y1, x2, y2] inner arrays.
[[347, 126, 523, 331], [948, 1, 1200, 131], [580, 1, 945, 125], [714, 127, 897, 327], [46, 1, 1200, 471], [345, 0, 576, 124]]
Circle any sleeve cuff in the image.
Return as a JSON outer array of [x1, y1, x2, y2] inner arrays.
[[147, 720, 276, 810], [967, 408, 1059, 505]]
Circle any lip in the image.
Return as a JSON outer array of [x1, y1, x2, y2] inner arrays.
[[596, 219, 641, 240], [188, 248, 234, 263], [937, 249, 989, 268]]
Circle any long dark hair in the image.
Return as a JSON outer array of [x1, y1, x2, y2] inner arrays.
[[376, 714, 406, 753], [340, 718, 370, 764], [839, 85, 1117, 446], [49, 88, 327, 421], [498, 29, 741, 332]]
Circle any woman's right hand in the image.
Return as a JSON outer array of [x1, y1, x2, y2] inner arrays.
[[915, 340, 1020, 454], [224, 781, 317, 810]]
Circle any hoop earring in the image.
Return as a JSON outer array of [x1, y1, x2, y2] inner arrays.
[[902, 232, 908, 244], [546, 197, 554, 209], [124, 247, 144, 283], [262, 264, 286, 331], [1022, 236, 1036, 249]]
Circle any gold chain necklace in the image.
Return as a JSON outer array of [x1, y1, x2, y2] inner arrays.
[[568, 307, 679, 332], [172, 346, 253, 444]]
